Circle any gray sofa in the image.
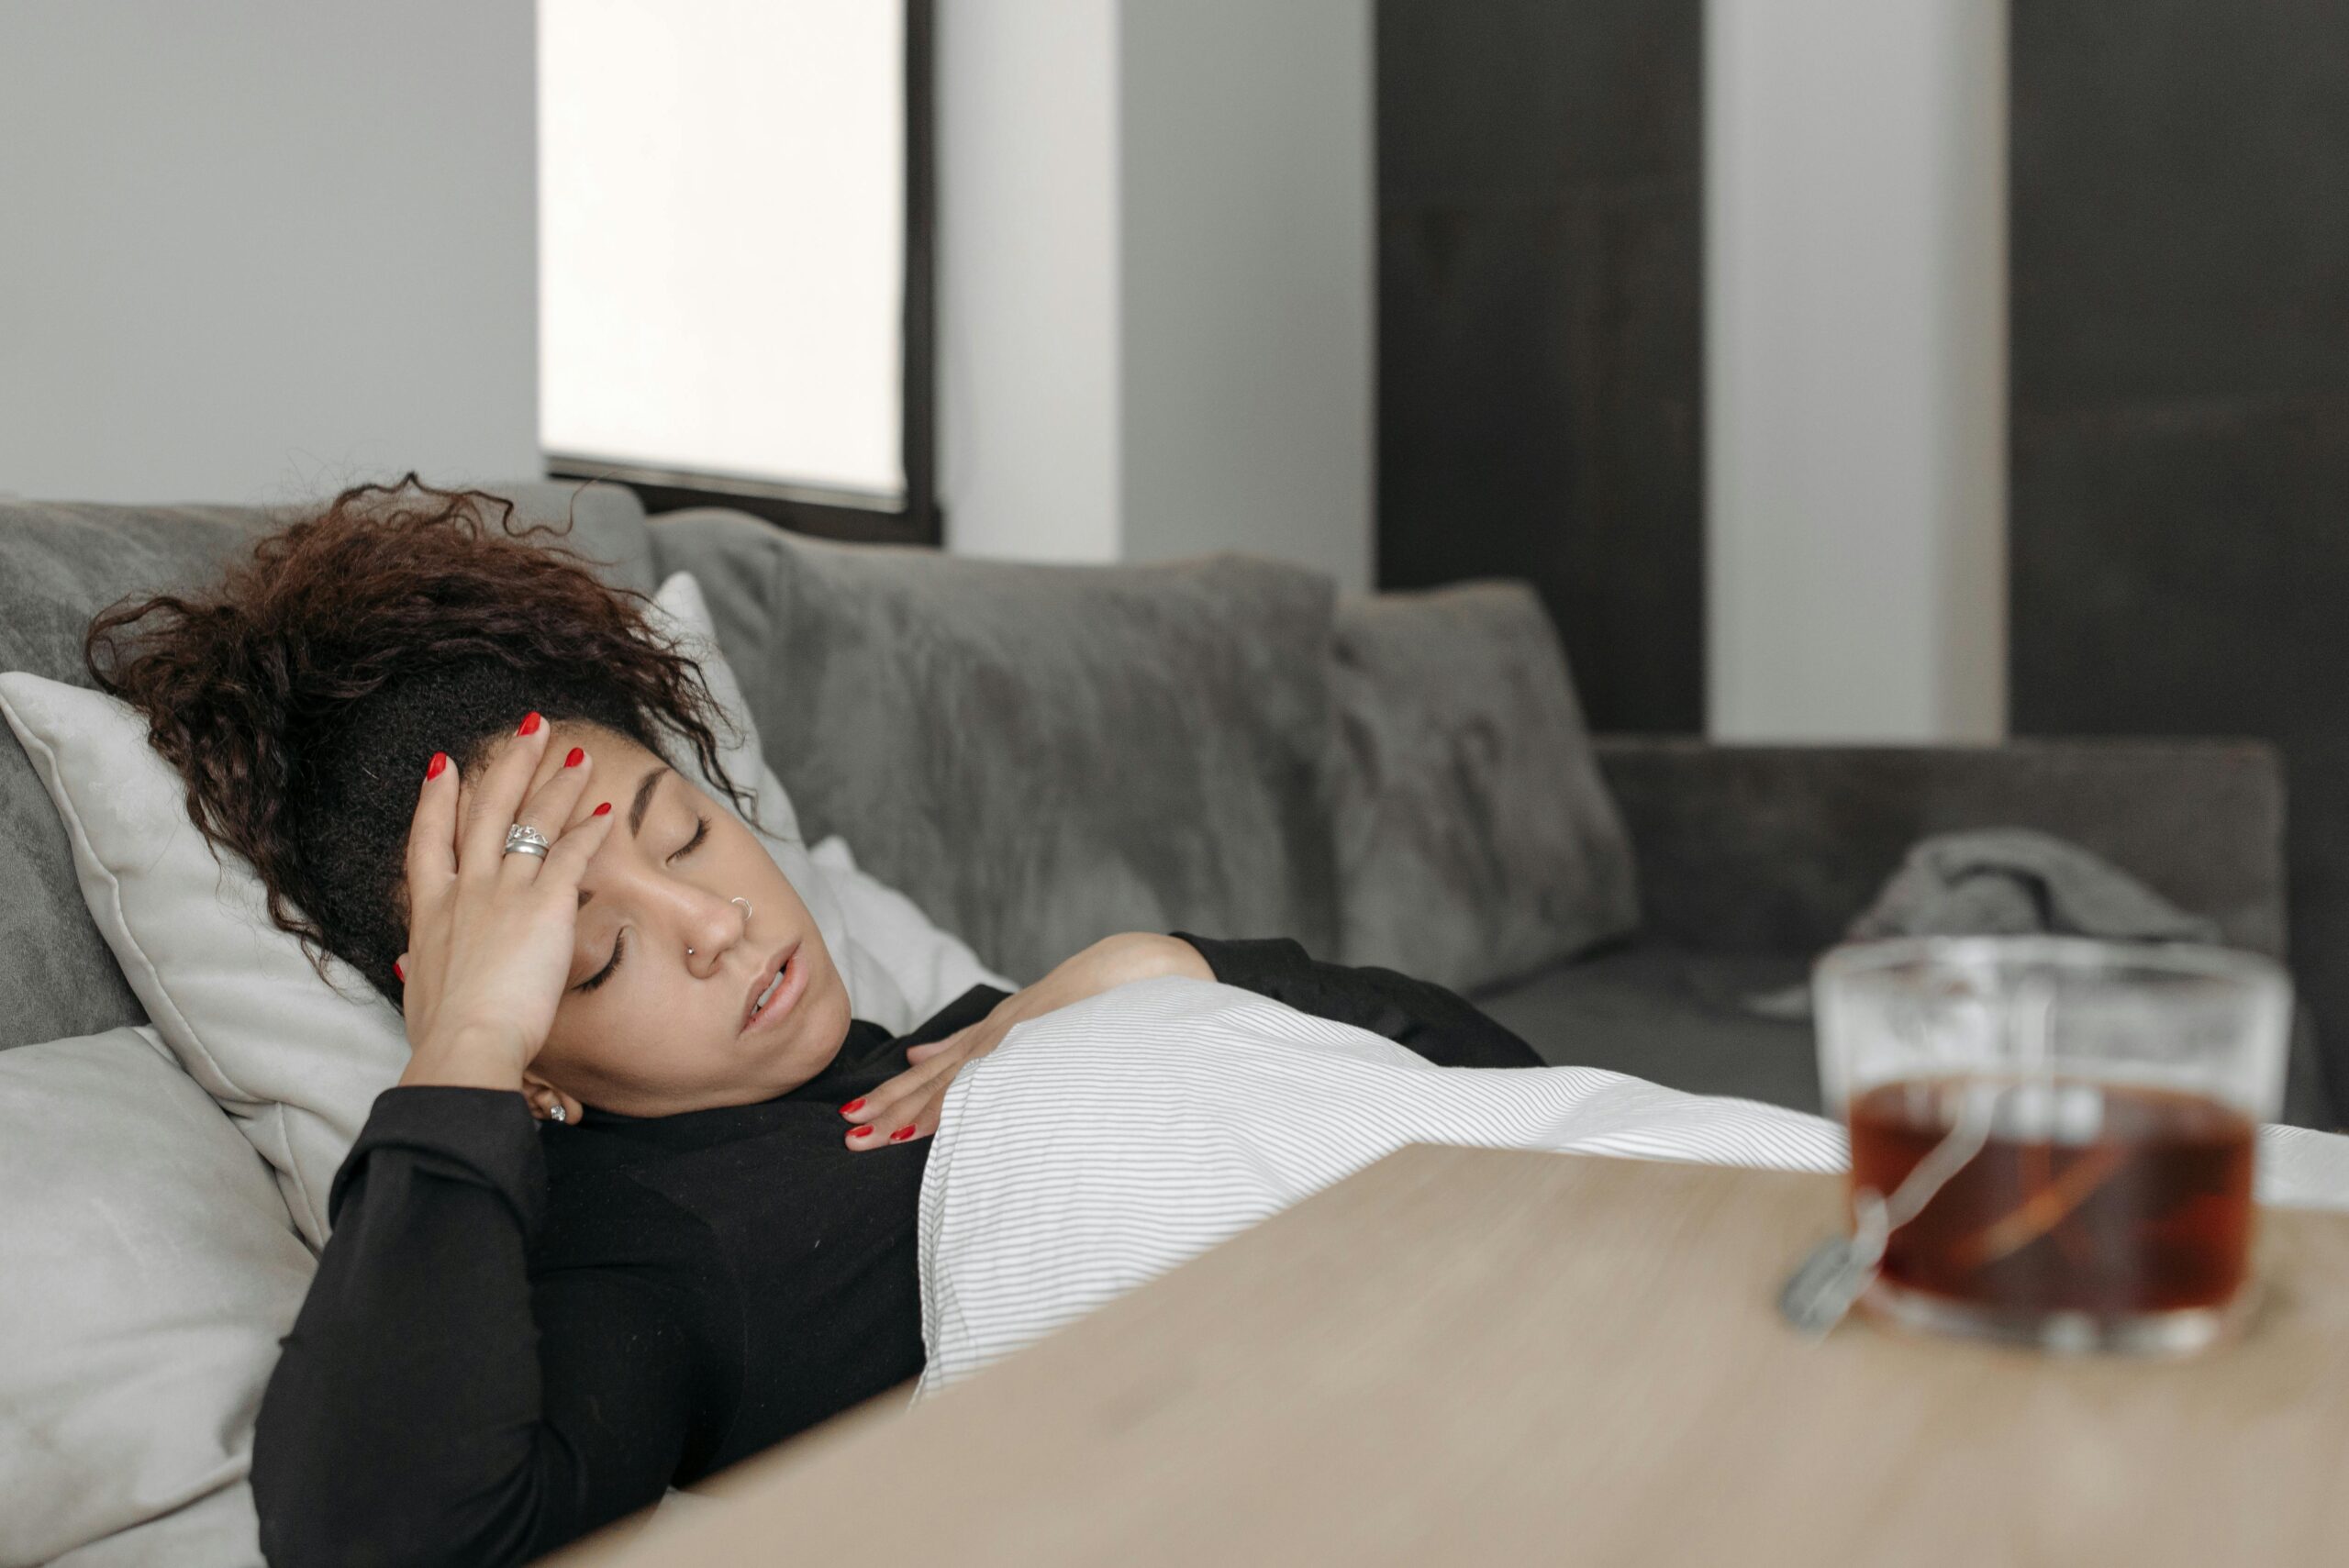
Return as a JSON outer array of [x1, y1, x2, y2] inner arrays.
[[1551, 740, 2328, 1125], [2, 481, 2332, 1130]]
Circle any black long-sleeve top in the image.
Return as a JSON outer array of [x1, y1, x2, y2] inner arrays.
[[250, 937, 1537, 1567]]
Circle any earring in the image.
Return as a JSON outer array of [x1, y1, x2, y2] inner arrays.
[[685, 946, 695, 957], [548, 1104, 567, 1124]]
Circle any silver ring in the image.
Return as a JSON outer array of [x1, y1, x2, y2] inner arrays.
[[503, 823, 551, 860]]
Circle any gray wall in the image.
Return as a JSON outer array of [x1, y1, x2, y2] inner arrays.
[[0, 1, 538, 505], [938, 0, 1372, 588], [1376, 0, 1703, 731], [2009, 0, 2349, 1116], [1707, 0, 2008, 744], [1119, 0, 1373, 589], [935, 0, 1122, 565]]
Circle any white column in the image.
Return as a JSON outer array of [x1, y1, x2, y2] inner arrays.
[[1706, 0, 2008, 741]]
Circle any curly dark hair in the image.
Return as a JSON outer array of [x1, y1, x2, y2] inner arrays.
[[85, 475, 751, 1003]]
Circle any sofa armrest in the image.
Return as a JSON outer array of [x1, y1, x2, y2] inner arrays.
[[1594, 738, 2288, 961]]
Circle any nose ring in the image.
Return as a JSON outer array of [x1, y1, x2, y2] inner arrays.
[[688, 899, 752, 962]]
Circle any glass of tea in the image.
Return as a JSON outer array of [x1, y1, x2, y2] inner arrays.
[[1814, 937, 2290, 1354]]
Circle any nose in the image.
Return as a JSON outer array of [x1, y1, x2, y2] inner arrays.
[[678, 890, 743, 979]]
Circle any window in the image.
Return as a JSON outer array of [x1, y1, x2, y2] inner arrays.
[[538, 0, 935, 541]]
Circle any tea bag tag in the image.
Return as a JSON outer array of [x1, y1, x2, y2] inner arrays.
[[1778, 1190, 1890, 1339]]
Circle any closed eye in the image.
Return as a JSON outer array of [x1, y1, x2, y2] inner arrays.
[[577, 929, 627, 994], [574, 815, 708, 994]]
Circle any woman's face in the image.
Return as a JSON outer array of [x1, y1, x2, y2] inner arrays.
[[460, 721, 853, 1118]]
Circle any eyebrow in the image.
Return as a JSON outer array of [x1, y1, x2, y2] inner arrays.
[[629, 764, 670, 838], [580, 764, 675, 912]]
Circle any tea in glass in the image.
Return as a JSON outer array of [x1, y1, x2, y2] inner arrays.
[[1816, 940, 2288, 1353]]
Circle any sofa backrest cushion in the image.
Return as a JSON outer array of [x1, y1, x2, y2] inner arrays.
[[0, 482, 653, 1051], [1330, 581, 1640, 993], [648, 510, 1343, 983], [1, 502, 269, 1050]]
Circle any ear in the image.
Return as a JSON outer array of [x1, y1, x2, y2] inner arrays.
[[520, 1068, 584, 1127]]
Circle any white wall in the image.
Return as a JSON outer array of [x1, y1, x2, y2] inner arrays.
[[0, 1, 538, 505], [6, 0, 1368, 573], [938, 0, 1374, 589], [1706, 0, 2008, 741]]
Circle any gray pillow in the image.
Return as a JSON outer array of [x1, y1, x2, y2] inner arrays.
[[649, 510, 1342, 983], [0, 481, 650, 1051], [1331, 581, 1639, 992]]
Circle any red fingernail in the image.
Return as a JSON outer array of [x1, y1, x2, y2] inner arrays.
[[426, 751, 448, 781], [393, 959, 406, 982], [592, 801, 612, 817], [849, 1125, 874, 1139], [564, 746, 584, 768], [518, 711, 542, 736], [840, 1098, 865, 1116], [890, 1124, 917, 1142]]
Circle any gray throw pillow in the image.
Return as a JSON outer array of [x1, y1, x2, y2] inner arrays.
[[649, 510, 1343, 983], [1331, 581, 1639, 992]]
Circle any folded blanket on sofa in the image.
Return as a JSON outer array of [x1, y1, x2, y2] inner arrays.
[[1747, 828, 2222, 1020], [912, 977, 2349, 1396]]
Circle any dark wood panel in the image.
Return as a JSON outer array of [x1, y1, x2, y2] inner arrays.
[[2010, 0, 2349, 1120], [1376, 0, 1702, 733]]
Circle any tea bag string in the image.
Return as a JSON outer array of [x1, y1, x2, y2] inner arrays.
[[1781, 973, 2062, 1339], [1779, 1085, 1998, 1339], [1879, 1084, 2000, 1233]]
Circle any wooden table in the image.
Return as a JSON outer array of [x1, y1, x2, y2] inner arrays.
[[554, 1146, 2349, 1567]]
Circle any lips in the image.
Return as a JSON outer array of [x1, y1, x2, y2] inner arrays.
[[740, 938, 806, 1035]]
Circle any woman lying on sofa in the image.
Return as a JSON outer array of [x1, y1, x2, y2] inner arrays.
[[84, 480, 1567, 1568]]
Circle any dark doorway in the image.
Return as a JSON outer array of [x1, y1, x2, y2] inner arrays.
[[2009, 0, 2349, 1116], [1375, 1, 1704, 732]]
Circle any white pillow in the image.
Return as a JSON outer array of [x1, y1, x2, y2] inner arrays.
[[1, 673, 411, 1248], [0, 1027, 310, 1568], [0, 573, 1005, 1243], [42, 1485, 261, 1568], [811, 832, 1009, 1029]]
